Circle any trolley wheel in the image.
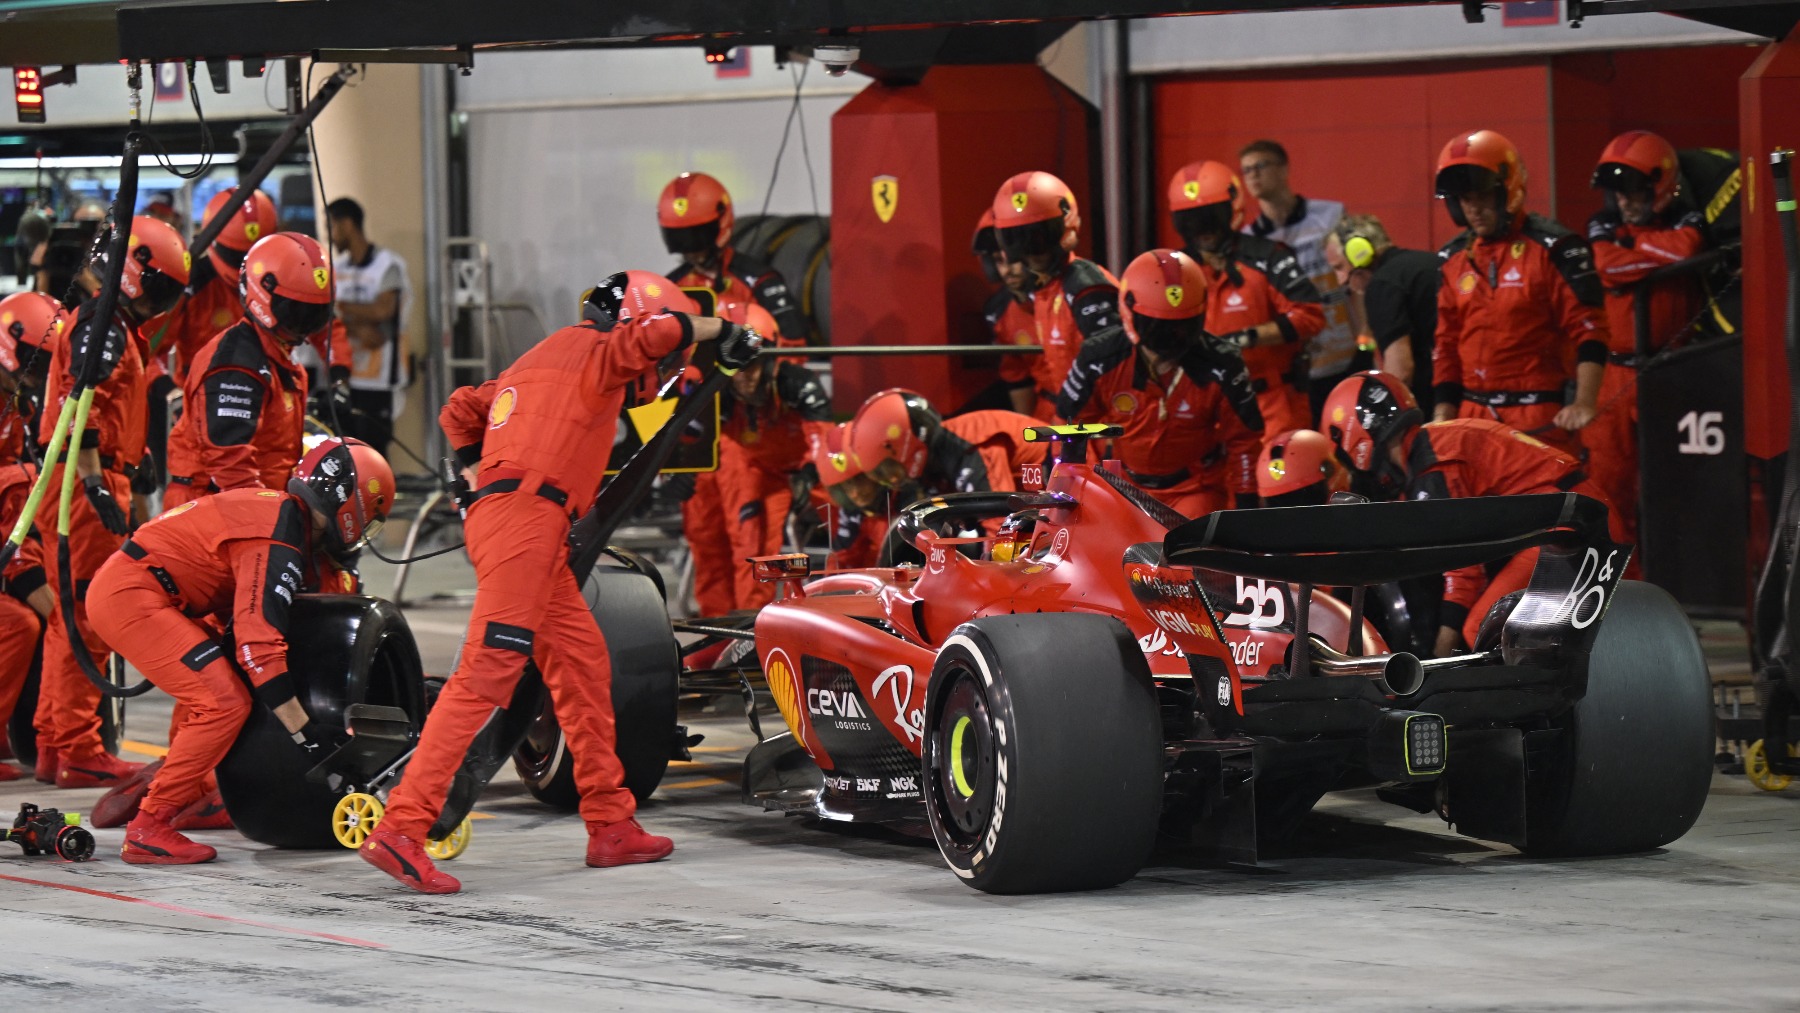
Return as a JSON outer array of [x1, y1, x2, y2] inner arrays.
[[425, 818, 472, 861], [331, 792, 385, 849], [1746, 739, 1796, 792]]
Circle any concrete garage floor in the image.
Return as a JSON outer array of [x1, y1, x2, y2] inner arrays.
[[3, 552, 1799, 1011]]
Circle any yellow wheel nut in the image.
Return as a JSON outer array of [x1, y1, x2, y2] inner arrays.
[[331, 792, 385, 848], [1746, 739, 1795, 792]]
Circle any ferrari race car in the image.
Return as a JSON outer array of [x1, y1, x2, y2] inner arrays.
[[742, 425, 1715, 894]]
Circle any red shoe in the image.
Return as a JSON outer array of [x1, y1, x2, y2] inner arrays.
[[0, 763, 21, 782], [33, 746, 60, 784], [585, 818, 674, 868], [91, 758, 164, 828], [170, 790, 232, 831], [56, 750, 144, 789], [360, 826, 461, 894], [121, 808, 218, 865]]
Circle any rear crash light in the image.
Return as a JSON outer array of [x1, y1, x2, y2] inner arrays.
[[1369, 710, 1448, 781]]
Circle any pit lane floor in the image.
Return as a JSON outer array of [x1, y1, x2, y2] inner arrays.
[[3, 553, 1798, 1011]]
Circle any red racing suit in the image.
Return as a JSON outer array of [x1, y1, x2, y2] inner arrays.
[[685, 362, 831, 614], [34, 301, 146, 763], [985, 289, 1046, 419], [1432, 214, 1610, 453], [1403, 419, 1623, 645], [1584, 210, 1706, 543], [1058, 332, 1265, 518], [164, 321, 310, 509], [669, 250, 807, 347], [1193, 234, 1325, 437], [384, 312, 694, 839], [936, 410, 1048, 496], [0, 462, 45, 737], [1031, 256, 1121, 420], [87, 489, 337, 816]]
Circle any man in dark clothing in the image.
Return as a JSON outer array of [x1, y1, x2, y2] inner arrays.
[[1325, 214, 1439, 414]]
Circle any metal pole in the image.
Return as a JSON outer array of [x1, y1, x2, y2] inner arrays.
[[420, 64, 451, 464], [1091, 19, 1127, 273]]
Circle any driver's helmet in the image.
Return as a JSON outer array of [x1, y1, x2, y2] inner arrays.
[[288, 436, 395, 556]]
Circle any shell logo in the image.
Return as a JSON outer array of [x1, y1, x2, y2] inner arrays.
[[1458, 273, 1478, 295], [1183, 180, 1200, 202], [672, 197, 689, 217], [489, 386, 519, 427], [1011, 330, 1032, 346], [245, 222, 262, 242], [765, 649, 803, 731], [1331, 405, 1346, 424], [1112, 392, 1138, 414], [368, 478, 382, 495], [1165, 285, 1184, 309], [886, 423, 902, 439], [1267, 459, 1287, 482], [252, 260, 265, 277], [0, 312, 10, 328], [313, 267, 330, 290], [645, 282, 663, 298], [1011, 191, 1029, 213], [256, 490, 281, 498]]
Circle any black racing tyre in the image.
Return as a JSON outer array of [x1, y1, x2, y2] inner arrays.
[[1520, 581, 1714, 857], [216, 596, 428, 848], [923, 613, 1163, 893], [511, 563, 680, 807]]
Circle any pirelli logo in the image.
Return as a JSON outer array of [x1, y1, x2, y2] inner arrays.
[[1705, 167, 1741, 225]]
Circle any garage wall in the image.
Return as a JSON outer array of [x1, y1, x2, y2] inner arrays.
[[1149, 45, 1753, 255], [459, 48, 856, 340]]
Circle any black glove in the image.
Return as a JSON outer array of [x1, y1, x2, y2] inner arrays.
[[291, 720, 331, 758], [1210, 328, 1258, 351], [715, 322, 764, 372], [82, 474, 128, 535], [1587, 211, 1629, 247]]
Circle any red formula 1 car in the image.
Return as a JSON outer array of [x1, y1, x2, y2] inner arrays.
[[742, 425, 1715, 894]]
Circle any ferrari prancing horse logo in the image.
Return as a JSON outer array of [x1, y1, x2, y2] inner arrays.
[[872, 175, 898, 223]]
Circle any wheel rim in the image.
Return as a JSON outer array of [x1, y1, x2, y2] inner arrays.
[[332, 792, 385, 848], [928, 666, 997, 847], [514, 703, 563, 785], [425, 818, 472, 861], [1747, 739, 1795, 792]]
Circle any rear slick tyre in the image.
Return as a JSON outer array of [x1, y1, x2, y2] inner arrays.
[[923, 613, 1163, 894], [1520, 580, 1714, 857]]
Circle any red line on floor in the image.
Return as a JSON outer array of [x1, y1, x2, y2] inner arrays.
[[0, 872, 388, 949]]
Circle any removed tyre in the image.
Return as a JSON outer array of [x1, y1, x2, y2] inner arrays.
[[923, 613, 1163, 893]]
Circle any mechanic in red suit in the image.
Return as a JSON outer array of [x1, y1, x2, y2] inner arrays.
[[86, 438, 389, 864], [1323, 371, 1625, 657], [1584, 131, 1710, 545], [1431, 130, 1609, 454], [34, 216, 188, 789], [1056, 249, 1265, 518], [148, 189, 279, 380], [990, 171, 1121, 419], [0, 293, 64, 780], [164, 233, 334, 509], [1168, 160, 1324, 437], [658, 172, 807, 345], [808, 423, 890, 571], [847, 390, 1047, 500], [973, 209, 1050, 419], [1257, 429, 1346, 507], [361, 271, 761, 893], [685, 302, 831, 614]]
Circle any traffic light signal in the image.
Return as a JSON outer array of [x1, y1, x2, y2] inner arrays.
[[14, 67, 45, 124]]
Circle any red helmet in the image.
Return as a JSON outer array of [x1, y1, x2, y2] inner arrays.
[[1434, 130, 1527, 229], [202, 187, 279, 283], [120, 215, 191, 316], [1322, 371, 1422, 473], [657, 172, 734, 255], [1258, 429, 1346, 503], [289, 436, 395, 555], [1167, 160, 1246, 241], [991, 171, 1079, 261], [0, 291, 72, 373], [241, 233, 334, 343], [1118, 249, 1207, 355], [811, 422, 860, 488], [582, 270, 701, 329], [1592, 130, 1680, 214], [848, 388, 940, 488]]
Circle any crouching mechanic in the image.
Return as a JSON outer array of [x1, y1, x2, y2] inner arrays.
[[1257, 429, 1346, 507], [846, 390, 1046, 499], [1322, 371, 1625, 657], [1057, 249, 1265, 518], [86, 437, 391, 863], [361, 270, 762, 894]]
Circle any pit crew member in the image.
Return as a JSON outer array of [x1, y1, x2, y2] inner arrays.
[[973, 209, 1044, 418], [847, 390, 1046, 500], [658, 172, 807, 344], [1257, 429, 1346, 507]]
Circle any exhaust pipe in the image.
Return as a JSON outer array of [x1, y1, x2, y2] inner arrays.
[[1310, 642, 1427, 696]]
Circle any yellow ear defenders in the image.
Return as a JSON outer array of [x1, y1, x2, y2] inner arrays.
[[1344, 235, 1375, 269]]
